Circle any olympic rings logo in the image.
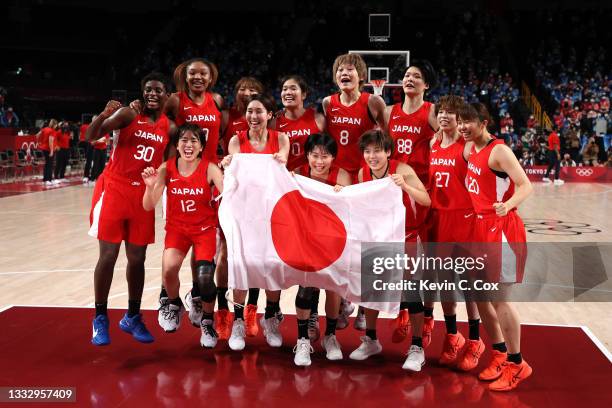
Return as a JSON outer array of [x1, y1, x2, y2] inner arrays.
[[522, 219, 601, 236], [575, 168, 594, 177]]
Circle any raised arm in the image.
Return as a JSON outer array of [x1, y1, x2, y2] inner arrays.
[[86, 101, 134, 142], [141, 163, 167, 211]]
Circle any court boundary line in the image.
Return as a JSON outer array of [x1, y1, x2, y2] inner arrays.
[[0, 303, 610, 360]]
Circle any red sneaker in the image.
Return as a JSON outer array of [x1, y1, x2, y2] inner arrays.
[[245, 304, 259, 337], [390, 309, 411, 343], [478, 350, 507, 381], [215, 309, 233, 340], [422, 316, 435, 348], [457, 338, 485, 371], [489, 360, 533, 391], [439, 332, 466, 365]]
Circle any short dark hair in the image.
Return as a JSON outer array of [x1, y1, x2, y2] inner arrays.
[[359, 129, 394, 153], [246, 93, 277, 113], [280, 75, 309, 96], [175, 123, 207, 153], [408, 59, 438, 90], [457, 102, 495, 128], [140, 72, 171, 93], [304, 133, 338, 157]]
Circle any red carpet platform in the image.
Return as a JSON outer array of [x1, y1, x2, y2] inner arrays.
[[0, 306, 610, 407]]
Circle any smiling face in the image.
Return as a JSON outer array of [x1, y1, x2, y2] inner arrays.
[[281, 78, 305, 109], [402, 66, 428, 97], [437, 108, 458, 132], [186, 61, 211, 93], [457, 117, 485, 142], [176, 130, 203, 162], [307, 145, 334, 176], [335, 63, 361, 92], [142, 80, 168, 111], [246, 100, 272, 131], [363, 143, 391, 172]]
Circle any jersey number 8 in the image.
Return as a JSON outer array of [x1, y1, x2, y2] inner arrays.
[[339, 130, 349, 146]]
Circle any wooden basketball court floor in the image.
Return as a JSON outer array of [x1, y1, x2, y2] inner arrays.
[[0, 179, 610, 406]]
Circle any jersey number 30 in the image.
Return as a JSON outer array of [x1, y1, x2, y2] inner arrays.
[[134, 145, 155, 162]]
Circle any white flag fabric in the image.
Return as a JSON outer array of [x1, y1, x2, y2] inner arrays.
[[218, 154, 405, 313]]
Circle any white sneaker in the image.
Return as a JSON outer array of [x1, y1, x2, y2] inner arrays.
[[542, 177, 551, 183], [553, 179, 565, 185], [293, 338, 313, 366], [158, 299, 184, 332], [82, 177, 89, 184], [52, 179, 60, 184], [200, 319, 218, 348], [321, 334, 343, 360], [402, 345, 426, 371], [45, 181, 53, 187], [349, 336, 382, 360], [337, 298, 355, 330], [260, 313, 283, 347], [353, 309, 366, 331], [228, 319, 246, 351], [308, 313, 320, 342], [184, 291, 203, 327]]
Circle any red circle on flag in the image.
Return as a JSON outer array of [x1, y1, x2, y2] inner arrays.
[[271, 190, 347, 272]]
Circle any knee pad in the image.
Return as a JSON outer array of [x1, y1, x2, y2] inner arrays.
[[196, 260, 217, 303], [295, 286, 314, 310]]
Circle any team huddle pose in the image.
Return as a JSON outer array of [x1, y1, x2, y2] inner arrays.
[[86, 53, 533, 392]]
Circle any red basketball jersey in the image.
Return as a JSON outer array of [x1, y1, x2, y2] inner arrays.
[[466, 138, 515, 215], [38, 127, 55, 151], [165, 157, 216, 232], [429, 138, 472, 210], [79, 124, 89, 142], [105, 114, 171, 182], [175, 91, 221, 162], [388, 102, 436, 183], [57, 130, 71, 149], [361, 159, 417, 234], [326, 92, 375, 174], [275, 108, 320, 170], [222, 107, 248, 155], [298, 164, 340, 186], [237, 129, 280, 154]]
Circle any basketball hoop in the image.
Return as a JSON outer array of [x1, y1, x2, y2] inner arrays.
[[370, 79, 386, 96]]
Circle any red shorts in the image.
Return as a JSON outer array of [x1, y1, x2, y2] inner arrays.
[[428, 208, 474, 243], [472, 211, 527, 283], [164, 225, 217, 261], [89, 173, 155, 246]]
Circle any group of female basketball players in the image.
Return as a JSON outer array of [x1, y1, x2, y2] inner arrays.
[[85, 53, 533, 392]]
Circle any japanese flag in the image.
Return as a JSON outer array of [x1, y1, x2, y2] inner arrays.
[[218, 154, 405, 313]]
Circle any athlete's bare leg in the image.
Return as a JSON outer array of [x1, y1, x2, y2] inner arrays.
[[161, 248, 185, 299], [477, 301, 504, 343], [492, 301, 521, 353], [93, 240, 121, 303], [125, 242, 147, 302]]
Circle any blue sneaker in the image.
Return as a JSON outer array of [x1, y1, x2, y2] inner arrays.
[[91, 314, 110, 346], [119, 313, 154, 343]]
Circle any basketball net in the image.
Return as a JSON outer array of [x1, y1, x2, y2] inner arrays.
[[370, 79, 386, 96]]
